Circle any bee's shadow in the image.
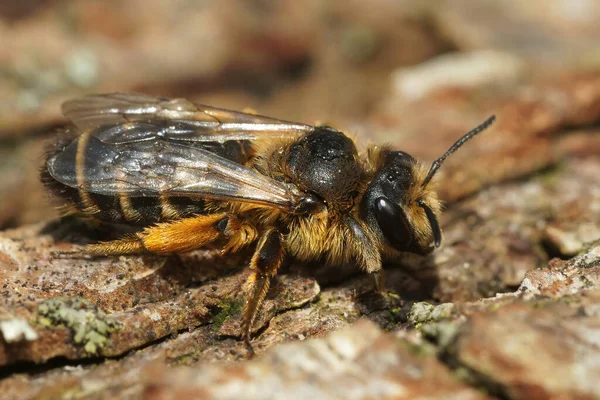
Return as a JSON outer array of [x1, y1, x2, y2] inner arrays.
[[275, 257, 440, 330], [39, 217, 197, 289], [382, 257, 441, 302], [40, 218, 441, 309], [40, 216, 141, 245], [285, 255, 441, 303]]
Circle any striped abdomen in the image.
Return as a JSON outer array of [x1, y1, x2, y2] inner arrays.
[[42, 128, 248, 225]]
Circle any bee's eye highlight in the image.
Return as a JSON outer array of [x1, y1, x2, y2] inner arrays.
[[374, 197, 414, 252], [418, 199, 441, 247]]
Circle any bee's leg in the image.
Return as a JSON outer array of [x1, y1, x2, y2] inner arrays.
[[53, 213, 228, 257], [372, 270, 385, 293], [82, 234, 146, 256], [137, 213, 228, 254], [51, 234, 145, 258], [221, 216, 258, 254], [241, 228, 284, 351], [346, 216, 384, 292]]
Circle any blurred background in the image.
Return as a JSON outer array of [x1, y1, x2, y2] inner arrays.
[[3, 3, 600, 398], [1, 0, 600, 228]]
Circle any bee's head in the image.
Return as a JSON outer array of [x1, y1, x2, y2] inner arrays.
[[360, 116, 495, 256], [360, 150, 441, 255]]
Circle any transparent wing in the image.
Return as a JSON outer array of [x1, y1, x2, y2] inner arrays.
[[62, 93, 313, 144], [47, 132, 308, 211]]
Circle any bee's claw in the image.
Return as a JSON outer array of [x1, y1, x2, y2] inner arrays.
[[244, 335, 255, 358], [240, 322, 256, 357]]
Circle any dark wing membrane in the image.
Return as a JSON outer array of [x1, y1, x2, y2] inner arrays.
[[47, 133, 305, 211], [62, 93, 313, 144]]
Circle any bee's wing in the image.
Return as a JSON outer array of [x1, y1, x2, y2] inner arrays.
[[48, 132, 307, 211], [62, 93, 313, 144]]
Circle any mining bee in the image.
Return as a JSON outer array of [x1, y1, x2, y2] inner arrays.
[[42, 93, 495, 346]]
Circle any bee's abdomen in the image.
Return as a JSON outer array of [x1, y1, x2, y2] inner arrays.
[[43, 170, 208, 225], [41, 129, 207, 225]]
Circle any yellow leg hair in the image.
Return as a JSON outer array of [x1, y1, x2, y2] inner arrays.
[[85, 235, 146, 256], [54, 213, 228, 257], [138, 213, 227, 254]]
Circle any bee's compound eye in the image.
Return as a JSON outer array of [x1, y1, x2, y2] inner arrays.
[[374, 197, 414, 252]]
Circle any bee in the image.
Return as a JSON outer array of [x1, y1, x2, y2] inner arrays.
[[42, 93, 495, 346]]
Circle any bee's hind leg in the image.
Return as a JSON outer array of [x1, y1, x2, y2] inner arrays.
[[241, 228, 285, 353], [52, 213, 228, 258], [51, 234, 145, 258]]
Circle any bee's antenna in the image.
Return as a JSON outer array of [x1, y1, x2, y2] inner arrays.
[[421, 115, 496, 188]]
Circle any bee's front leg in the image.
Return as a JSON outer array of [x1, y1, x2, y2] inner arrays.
[[372, 270, 385, 293], [241, 228, 285, 353]]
